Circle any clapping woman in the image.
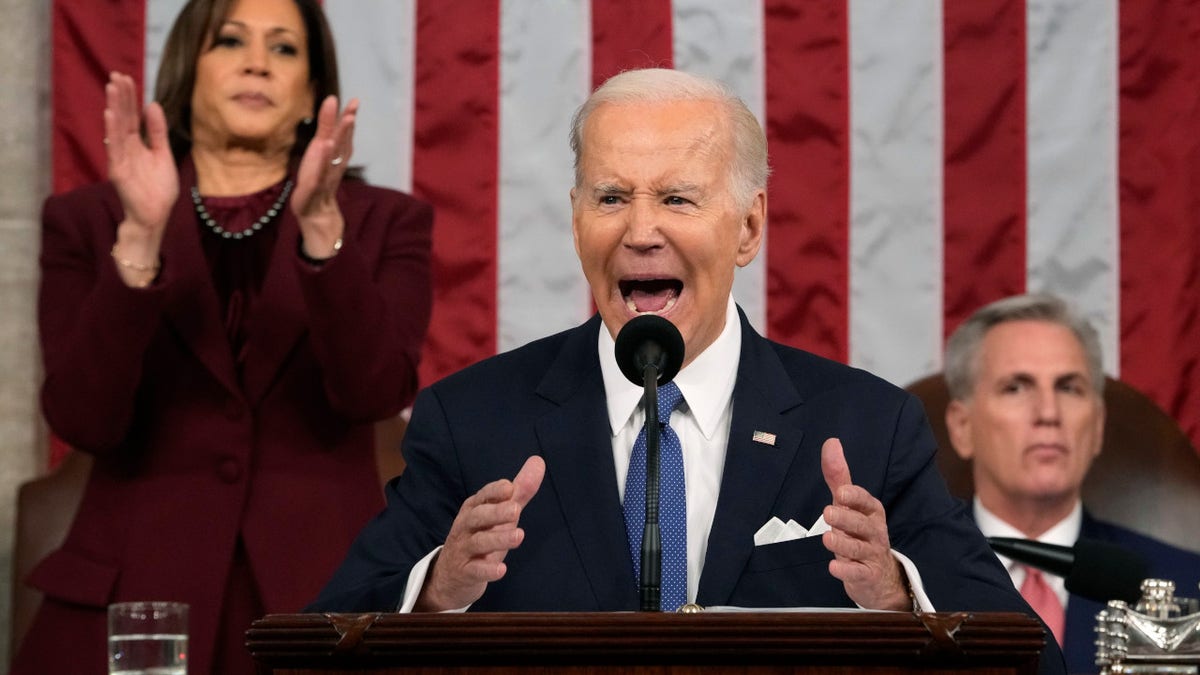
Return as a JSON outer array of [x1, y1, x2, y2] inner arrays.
[[15, 1, 431, 673]]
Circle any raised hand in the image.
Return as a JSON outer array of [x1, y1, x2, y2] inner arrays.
[[291, 95, 357, 259], [820, 438, 911, 610], [415, 456, 546, 612], [105, 72, 177, 283]]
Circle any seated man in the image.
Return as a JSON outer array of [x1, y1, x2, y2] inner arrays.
[[311, 68, 1064, 674], [944, 293, 1200, 674]]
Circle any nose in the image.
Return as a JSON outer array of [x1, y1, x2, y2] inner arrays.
[[622, 197, 665, 251], [242, 38, 270, 76], [1033, 386, 1062, 426]]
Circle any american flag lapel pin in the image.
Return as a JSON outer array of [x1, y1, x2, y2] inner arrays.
[[751, 430, 777, 447]]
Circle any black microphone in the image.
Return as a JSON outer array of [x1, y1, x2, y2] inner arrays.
[[988, 536, 1149, 604], [614, 315, 685, 612]]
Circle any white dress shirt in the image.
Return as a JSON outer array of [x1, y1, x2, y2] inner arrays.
[[599, 296, 742, 603], [973, 497, 1081, 609]]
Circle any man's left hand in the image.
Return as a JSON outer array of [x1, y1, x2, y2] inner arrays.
[[820, 437, 911, 611]]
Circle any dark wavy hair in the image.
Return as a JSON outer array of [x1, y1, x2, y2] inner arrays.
[[152, 0, 339, 163]]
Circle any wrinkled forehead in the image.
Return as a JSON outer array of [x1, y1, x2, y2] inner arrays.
[[578, 100, 734, 181]]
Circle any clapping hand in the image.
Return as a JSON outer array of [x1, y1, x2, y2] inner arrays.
[[292, 95, 358, 259], [104, 71, 176, 282]]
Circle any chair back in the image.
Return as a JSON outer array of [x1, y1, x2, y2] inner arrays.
[[906, 374, 1200, 555], [10, 417, 410, 660]]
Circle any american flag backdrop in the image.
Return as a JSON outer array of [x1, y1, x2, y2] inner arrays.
[[49, 0, 1200, 457]]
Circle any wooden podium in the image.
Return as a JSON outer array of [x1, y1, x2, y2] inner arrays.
[[247, 611, 1046, 674]]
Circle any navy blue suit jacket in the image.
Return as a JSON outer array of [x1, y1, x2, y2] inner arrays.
[[312, 310, 1065, 673], [1061, 512, 1200, 674]]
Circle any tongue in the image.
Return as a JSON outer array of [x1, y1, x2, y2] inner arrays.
[[630, 287, 674, 312]]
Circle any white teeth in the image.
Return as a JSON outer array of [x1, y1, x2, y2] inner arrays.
[[624, 293, 679, 316]]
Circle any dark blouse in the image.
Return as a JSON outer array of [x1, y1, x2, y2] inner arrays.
[[195, 179, 289, 373]]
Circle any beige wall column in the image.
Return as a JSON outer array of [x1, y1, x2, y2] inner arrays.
[[0, 0, 51, 665]]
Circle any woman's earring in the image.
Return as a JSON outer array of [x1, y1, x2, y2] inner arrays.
[[302, 117, 313, 125]]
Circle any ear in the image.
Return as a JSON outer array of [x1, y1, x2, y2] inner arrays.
[[1091, 397, 1106, 459], [570, 187, 583, 260], [945, 399, 974, 460], [735, 190, 766, 268]]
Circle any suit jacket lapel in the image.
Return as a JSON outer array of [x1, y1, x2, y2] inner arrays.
[[535, 315, 639, 610], [161, 159, 241, 396], [240, 202, 306, 405], [697, 312, 806, 606]]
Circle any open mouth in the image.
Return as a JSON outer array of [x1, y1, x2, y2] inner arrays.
[[619, 278, 683, 315]]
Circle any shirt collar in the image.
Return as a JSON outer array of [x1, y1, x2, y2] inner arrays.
[[973, 497, 1083, 571], [598, 296, 742, 439]]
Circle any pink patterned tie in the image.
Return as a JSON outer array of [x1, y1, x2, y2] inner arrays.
[[1020, 566, 1065, 646]]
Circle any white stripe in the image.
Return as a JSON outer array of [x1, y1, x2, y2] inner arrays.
[[497, 0, 591, 352], [145, 0, 189, 103], [325, 0, 416, 192], [1025, 0, 1120, 376], [848, 0, 944, 387], [672, 0, 767, 335]]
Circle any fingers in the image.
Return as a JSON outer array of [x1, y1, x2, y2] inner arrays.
[[820, 437, 853, 503], [313, 94, 340, 140], [311, 95, 357, 167], [144, 102, 170, 154], [421, 457, 544, 611], [454, 455, 545, 541], [511, 455, 546, 508], [332, 97, 358, 164], [105, 72, 139, 139], [818, 437, 888, 559]]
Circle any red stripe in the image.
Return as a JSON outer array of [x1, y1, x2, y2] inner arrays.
[[48, 0, 145, 467], [412, 0, 500, 386], [764, 1, 849, 362], [941, 0, 1027, 338], [1118, 0, 1200, 452], [52, 0, 145, 193], [590, 0, 673, 88], [587, 0, 672, 315]]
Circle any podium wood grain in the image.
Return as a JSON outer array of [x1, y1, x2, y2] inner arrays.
[[247, 611, 1046, 675]]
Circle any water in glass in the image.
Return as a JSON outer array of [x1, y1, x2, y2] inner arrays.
[[108, 632, 187, 675]]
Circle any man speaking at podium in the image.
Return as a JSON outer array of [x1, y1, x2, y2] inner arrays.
[[311, 68, 1063, 674]]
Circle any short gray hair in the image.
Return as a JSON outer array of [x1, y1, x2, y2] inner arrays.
[[944, 293, 1105, 401], [569, 68, 770, 209]]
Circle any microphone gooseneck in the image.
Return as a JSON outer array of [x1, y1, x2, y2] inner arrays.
[[614, 315, 685, 612], [987, 536, 1149, 604]]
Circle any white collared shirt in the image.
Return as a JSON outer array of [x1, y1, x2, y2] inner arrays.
[[599, 296, 742, 603], [973, 497, 1081, 609]]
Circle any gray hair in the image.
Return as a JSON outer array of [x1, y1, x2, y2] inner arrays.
[[944, 293, 1105, 401], [569, 68, 770, 209]]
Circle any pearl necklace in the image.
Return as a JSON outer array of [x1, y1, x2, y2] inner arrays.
[[191, 179, 294, 240]]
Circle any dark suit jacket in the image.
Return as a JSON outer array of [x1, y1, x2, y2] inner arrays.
[[312, 310, 1064, 673], [1061, 512, 1200, 674], [15, 159, 432, 675]]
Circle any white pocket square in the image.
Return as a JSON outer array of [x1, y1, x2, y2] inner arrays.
[[753, 515, 830, 546]]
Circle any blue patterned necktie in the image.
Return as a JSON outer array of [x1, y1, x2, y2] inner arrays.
[[623, 380, 687, 611]]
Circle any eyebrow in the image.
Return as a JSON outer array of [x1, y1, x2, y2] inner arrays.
[[1001, 371, 1089, 387], [1055, 372, 1089, 387], [219, 20, 302, 39], [590, 182, 704, 196]]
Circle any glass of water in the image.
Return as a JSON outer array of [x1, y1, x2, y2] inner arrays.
[[108, 601, 188, 675]]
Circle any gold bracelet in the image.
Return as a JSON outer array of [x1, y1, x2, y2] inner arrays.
[[110, 244, 161, 274]]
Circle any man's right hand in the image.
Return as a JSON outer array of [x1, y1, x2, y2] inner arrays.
[[414, 455, 546, 612]]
